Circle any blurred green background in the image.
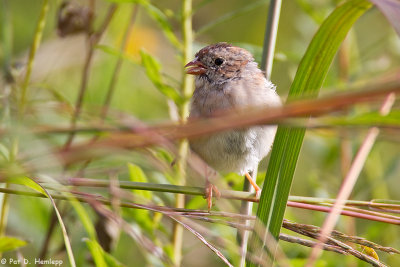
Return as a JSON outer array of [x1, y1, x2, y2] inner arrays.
[[1, 0, 399, 266]]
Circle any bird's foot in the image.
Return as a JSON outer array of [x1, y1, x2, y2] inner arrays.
[[245, 172, 261, 199], [204, 181, 221, 211]]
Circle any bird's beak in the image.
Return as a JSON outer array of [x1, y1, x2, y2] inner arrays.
[[185, 58, 207, 75]]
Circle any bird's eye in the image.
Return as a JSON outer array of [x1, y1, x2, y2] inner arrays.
[[214, 58, 224, 66]]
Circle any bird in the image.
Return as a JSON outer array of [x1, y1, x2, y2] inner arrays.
[[185, 42, 281, 209]]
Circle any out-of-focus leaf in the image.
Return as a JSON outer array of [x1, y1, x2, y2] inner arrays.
[[0, 236, 28, 252], [106, 0, 181, 48], [312, 110, 400, 127], [186, 196, 207, 210], [68, 192, 108, 266], [7, 176, 46, 195], [154, 148, 175, 165], [128, 163, 151, 199], [295, 0, 330, 24], [95, 45, 136, 63], [369, 0, 400, 37], [126, 163, 158, 235], [40, 84, 71, 104], [70, 199, 96, 239], [0, 143, 10, 161], [140, 2, 182, 50], [83, 238, 107, 267], [84, 239, 126, 267], [196, 0, 267, 35], [140, 50, 183, 104], [163, 244, 174, 262]]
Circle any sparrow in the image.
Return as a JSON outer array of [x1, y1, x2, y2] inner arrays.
[[185, 42, 281, 209]]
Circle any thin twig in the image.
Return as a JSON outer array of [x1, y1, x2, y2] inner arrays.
[[56, 82, 400, 159], [171, 216, 234, 267], [279, 234, 387, 267], [1, 82, 398, 139], [282, 220, 400, 254], [287, 201, 400, 225], [86, 196, 172, 264]]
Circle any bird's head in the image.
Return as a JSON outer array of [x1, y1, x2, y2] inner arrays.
[[185, 42, 255, 85]]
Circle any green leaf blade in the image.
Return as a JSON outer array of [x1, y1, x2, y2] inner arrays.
[[0, 236, 28, 252]]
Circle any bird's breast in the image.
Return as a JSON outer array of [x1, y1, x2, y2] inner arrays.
[[190, 83, 235, 117]]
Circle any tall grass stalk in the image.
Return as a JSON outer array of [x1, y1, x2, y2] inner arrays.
[[18, 0, 49, 116], [261, 0, 281, 79], [239, 1, 282, 265], [172, 0, 194, 264]]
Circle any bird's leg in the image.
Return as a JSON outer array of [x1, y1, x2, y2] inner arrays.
[[245, 172, 261, 198]]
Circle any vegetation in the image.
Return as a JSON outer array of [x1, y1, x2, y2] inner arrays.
[[0, 0, 399, 266]]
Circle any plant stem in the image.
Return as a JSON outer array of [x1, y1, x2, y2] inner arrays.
[[0, 0, 49, 252], [100, 5, 138, 120], [260, 0, 281, 79], [238, 170, 256, 267], [240, 0, 281, 265], [1, 186, 399, 225], [0, 184, 10, 236], [49, 178, 400, 214], [19, 0, 49, 116], [64, 4, 117, 149], [172, 0, 193, 265], [76, 5, 138, 174]]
